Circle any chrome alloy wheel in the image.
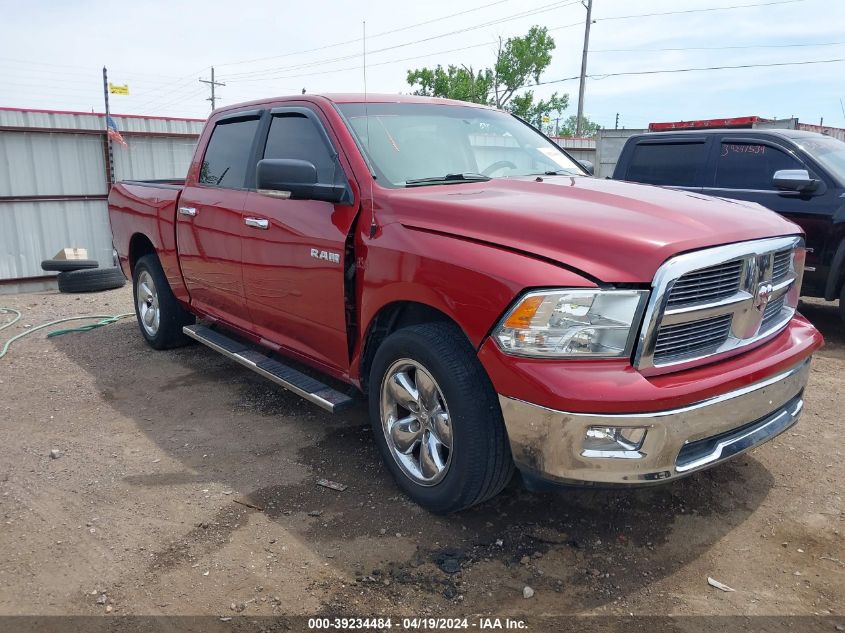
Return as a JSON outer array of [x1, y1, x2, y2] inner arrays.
[[380, 359, 453, 486], [136, 270, 160, 337]]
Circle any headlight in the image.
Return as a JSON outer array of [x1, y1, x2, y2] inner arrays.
[[493, 289, 648, 358]]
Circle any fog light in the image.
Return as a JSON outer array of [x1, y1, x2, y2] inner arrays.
[[582, 426, 647, 458]]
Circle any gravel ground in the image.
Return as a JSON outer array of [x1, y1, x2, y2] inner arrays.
[[0, 288, 842, 627]]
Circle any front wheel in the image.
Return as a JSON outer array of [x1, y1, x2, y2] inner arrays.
[[368, 323, 514, 513], [133, 254, 194, 350]]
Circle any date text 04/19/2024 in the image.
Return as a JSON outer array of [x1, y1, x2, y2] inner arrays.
[[307, 617, 528, 629]]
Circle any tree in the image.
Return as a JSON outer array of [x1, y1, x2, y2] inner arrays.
[[406, 26, 568, 126], [556, 114, 600, 137], [406, 65, 493, 105]]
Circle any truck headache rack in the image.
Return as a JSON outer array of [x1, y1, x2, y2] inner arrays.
[[183, 324, 355, 413]]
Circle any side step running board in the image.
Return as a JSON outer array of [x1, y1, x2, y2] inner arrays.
[[183, 324, 355, 413]]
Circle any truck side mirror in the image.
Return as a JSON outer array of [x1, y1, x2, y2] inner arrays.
[[578, 159, 594, 175], [772, 169, 818, 193], [256, 158, 348, 204]]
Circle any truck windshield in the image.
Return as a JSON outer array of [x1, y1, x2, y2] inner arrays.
[[795, 136, 845, 185], [336, 102, 584, 187]]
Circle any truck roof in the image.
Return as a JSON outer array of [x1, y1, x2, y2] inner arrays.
[[214, 93, 495, 115]]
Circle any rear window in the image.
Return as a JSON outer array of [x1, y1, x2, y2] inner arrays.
[[199, 117, 260, 188], [714, 142, 803, 190], [626, 142, 706, 187]]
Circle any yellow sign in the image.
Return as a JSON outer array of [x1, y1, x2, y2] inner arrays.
[[542, 116, 551, 123], [108, 83, 129, 95]]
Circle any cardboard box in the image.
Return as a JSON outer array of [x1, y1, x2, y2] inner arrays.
[[53, 247, 89, 261]]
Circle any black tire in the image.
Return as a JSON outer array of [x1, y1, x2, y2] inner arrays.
[[57, 267, 126, 293], [41, 258, 99, 272], [368, 322, 514, 514], [132, 254, 194, 350]]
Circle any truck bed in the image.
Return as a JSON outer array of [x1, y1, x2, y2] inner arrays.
[[108, 180, 186, 298]]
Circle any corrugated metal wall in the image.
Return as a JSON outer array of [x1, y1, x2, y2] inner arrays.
[[594, 129, 647, 179], [0, 107, 203, 289]]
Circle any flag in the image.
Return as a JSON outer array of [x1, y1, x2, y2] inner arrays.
[[106, 115, 127, 147]]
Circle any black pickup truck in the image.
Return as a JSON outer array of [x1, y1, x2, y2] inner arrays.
[[613, 129, 845, 321]]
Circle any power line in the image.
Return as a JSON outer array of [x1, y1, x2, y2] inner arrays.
[[0, 57, 190, 82], [216, 0, 514, 69], [225, 40, 502, 84], [216, 0, 797, 87], [221, 0, 581, 80], [596, 0, 804, 22], [222, 19, 585, 84], [534, 57, 845, 86], [591, 41, 844, 53]]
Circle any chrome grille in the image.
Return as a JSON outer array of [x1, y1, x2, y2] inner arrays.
[[761, 295, 786, 330], [636, 236, 804, 375], [772, 249, 791, 281], [666, 259, 743, 307], [653, 314, 733, 363]]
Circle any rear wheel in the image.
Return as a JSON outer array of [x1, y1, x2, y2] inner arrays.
[[133, 254, 194, 349], [368, 322, 513, 513]]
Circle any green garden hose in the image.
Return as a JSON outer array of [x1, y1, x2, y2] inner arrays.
[[0, 307, 134, 360]]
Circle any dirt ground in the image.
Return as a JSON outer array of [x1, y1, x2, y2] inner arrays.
[[0, 288, 842, 629]]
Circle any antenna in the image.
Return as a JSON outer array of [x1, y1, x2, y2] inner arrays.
[[364, 20, 377, 239]]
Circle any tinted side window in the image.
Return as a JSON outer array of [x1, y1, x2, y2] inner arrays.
[[264, 114, 336, 183], [714, 142, 802, 189], [199, 117, 260, 188], [626, 142, 706, 187]]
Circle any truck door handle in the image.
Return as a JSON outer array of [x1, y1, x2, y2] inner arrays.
[[244, 217, 269, 230], [178, 206, 197, 217]]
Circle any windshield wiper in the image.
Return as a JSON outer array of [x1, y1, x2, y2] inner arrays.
[[538, 169, 580, 176], [405, 172, 490, 186]]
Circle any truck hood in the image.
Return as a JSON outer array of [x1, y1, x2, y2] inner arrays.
[[385, 176, 800, 283]]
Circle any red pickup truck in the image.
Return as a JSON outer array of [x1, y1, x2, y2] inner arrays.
[[109, 94, 822, 513]]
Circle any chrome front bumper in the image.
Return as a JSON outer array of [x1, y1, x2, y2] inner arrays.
[[499, 359, 810, 485]]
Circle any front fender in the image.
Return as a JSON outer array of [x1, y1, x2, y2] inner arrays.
[[352, 222, 597, 379]]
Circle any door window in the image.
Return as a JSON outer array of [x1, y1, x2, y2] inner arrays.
[[199, 117, 260, 188], [264, 114, 337, 183], [714, 141, 803, 190], [626, 142, 707, 187]]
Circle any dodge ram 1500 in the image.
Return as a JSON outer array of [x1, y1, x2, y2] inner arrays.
[[109, 94, 823, 513]]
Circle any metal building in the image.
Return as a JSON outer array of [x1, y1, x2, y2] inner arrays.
[[0, 107, 203, 293]]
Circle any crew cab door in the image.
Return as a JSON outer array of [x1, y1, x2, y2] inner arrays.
[[700, 136, 834, 293], [176, 110, 262, 331], [240, 106, 359, 374]]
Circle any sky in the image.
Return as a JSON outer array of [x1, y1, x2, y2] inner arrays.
[[1, 0, 844, 130]]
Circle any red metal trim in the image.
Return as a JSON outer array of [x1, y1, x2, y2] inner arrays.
[[0, 124, 200, 139], [0, 105, 205, 123], [648, 116, 766, 131], [0, 194, 108, 203]]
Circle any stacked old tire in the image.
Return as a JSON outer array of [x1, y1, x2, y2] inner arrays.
[[41, 258, 126, 293]]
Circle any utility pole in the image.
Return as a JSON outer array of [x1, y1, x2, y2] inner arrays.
[[615, 112, 619, 130], [575, 0, 593, 136], [199, 67, 225, 111], [102, 66, 114, 185]]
